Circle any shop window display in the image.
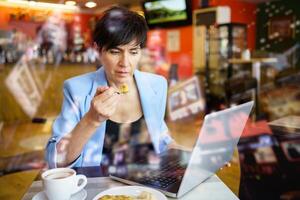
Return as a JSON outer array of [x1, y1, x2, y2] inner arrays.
[[0, 1, 300, 199]]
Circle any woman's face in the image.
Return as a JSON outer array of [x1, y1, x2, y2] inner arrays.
[[99, 40, 142, 85]]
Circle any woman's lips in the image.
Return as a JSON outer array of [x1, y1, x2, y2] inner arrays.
[[115, 71, 129, 77]]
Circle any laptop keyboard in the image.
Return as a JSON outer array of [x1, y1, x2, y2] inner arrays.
[[138, 158, 186, 188], [142, 176, 178, 188]]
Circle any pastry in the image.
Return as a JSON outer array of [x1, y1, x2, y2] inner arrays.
[[99, 195, 133, 200], [119, 84, 129, 94], [98, 191, 156, 200]]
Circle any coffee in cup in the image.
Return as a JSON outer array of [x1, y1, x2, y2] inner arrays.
[[44, 171, 74, 180], [42, 168, 87, 200]]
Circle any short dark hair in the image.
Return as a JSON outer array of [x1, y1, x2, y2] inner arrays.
[[93, 6, 148, 50]]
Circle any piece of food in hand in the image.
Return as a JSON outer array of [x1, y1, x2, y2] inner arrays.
[[98, 191, 156, 200], [119, 84, 129, 94]]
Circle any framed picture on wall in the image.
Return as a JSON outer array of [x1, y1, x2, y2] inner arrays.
[[167, 76, 205, 121], [268, 15, 295, 40]]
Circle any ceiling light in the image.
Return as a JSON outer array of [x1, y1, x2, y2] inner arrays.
[[28, 1, 36, 6], [85, 1, 96, 8], [65, 0, 76, 6], [5, 0, 79, 11]]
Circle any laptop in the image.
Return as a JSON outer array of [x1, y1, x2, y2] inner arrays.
[[106, 101, 253, 198]]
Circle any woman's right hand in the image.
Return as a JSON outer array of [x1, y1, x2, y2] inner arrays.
[[85, 86, 120, 127]]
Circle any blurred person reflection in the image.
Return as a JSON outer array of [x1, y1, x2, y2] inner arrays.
[[37, 12, 67, 66], [8, 29, 26, 62], [46, 6, 179, 168], [0, 45, 4, 65], [83, 44, 100, 64]]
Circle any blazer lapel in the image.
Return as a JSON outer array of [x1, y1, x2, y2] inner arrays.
[[134, 70, 161, 153]]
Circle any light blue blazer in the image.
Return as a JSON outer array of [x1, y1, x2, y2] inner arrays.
[[46, 67, 173, 168]]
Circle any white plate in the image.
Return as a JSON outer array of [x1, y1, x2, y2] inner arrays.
[[32, 189, 87, 200], [92, 186, 167, 200]]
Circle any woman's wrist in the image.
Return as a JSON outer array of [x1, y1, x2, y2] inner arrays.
[[83, 111, 103, 128]]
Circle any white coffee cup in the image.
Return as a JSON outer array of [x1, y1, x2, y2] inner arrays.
[[41, 168, 87, 200]]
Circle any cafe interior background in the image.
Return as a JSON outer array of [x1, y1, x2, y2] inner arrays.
[[0, 0, 299, 199]]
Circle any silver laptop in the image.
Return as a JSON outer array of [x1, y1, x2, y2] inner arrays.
[[108, 101, 254, 198]]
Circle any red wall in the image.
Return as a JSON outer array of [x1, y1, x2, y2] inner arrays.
[[0, 6, 96, 45], [147, 0, 257, 80], [210, 0, 257, 50], [0, 7, 42, 38], [69, 13, 96, 46], [147, 26, 193, 80], [147, 0, 200, 79]]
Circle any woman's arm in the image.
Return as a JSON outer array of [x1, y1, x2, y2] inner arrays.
[[56, 112, 101, 167], [56, 86, 120, 167]]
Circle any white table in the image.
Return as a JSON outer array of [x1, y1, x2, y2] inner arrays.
[[22, 175, 239, 200]]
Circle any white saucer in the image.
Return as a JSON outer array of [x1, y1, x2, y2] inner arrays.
[[32, 189, 87, 200]]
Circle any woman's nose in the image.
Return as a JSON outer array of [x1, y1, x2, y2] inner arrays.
[[119, 53, 130, 67]]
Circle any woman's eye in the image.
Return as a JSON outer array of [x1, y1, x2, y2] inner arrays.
[[109, 50, 119, 54], [130, 51, 139, 55]]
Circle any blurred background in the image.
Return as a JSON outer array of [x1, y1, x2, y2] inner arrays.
[[0, 0, 299, 199]]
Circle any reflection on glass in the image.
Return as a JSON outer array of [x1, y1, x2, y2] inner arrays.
[[105, 102, 253, 197]]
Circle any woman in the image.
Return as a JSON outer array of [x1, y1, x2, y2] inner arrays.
[[46, 6, 175, 168]]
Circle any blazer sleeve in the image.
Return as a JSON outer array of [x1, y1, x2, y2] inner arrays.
[[45, 80, 83, 168], [158, 77, 174, 152]]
